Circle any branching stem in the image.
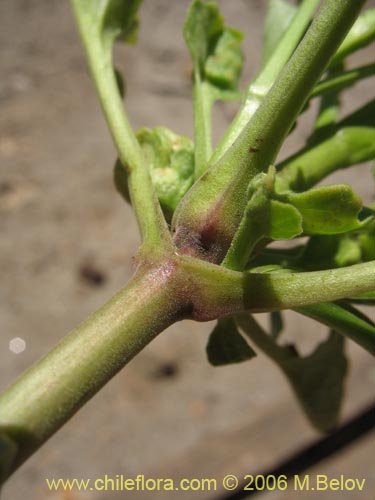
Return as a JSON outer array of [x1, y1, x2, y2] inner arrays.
[[70, 0, 172, 252]]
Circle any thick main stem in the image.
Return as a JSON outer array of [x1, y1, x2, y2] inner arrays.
[[0, 262, 182, 479], [1, 254, 374, 481]]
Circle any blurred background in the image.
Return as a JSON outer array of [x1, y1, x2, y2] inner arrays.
[[0, 1, 374, 499]]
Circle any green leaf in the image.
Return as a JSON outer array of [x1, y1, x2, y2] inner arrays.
[[206, 318, 256, 366], [323, 235, 362, 267], [278, 100, 375, 190], [237, 315, 348, 432], [281, 331, 348, 432], [330, 9, 375, 68], [0, 432, 18, 484], [204, 28, 244, 92], [183, 0, 244, 178], [296, 302, 375, 357], [174, 0, 366, 263], [312, 64, 375, 100], [270, 311, 284, 339], [184, 1, 243, 92], [359, 231, 375, 261], [73, 0, 143, 50], [115, 127, 195, 222], [223, 168, 303, 270], [114, 158, 130, 203], [98, 0, 142, 45], [262, 0, 297, 65], [267, 200, 304, 239], [284, 185, 374, 235], [246, 171, 305, 241], [114, 67, 126, 98], [227, 168, 373, 270], [298, 235, 362, 270], [184, 0, 224, 73]]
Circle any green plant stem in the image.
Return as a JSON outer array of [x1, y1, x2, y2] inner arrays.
[[278, 97, 375, 189], [1, 254, 374, 480], [0, 262, 183, 480], [241, 261, 375, 312], [70, 0, 171, 251], [193, 75, 212, 179], [311, 61, 344, 141], [210, 0, 321, 164], [351, 290, 375, 303], [330, 8, 375, 69], [221, 194, 265, 271], [315, 93, 340, 130], [276, 126, 375, 191], [236, 314, 288, 360], [179, 257, 375, 316], [312, 63, 375, 98], [296, 302, 375, 356], [236, 314, 349, 432], [233, 0, 368, 176], [173, 0, 367, 263]]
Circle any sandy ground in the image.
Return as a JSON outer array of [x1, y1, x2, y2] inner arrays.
[[1, 1, 374, 499]]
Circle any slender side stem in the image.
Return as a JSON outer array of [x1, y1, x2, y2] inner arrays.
[[0, 262, 183, 479], [222, 190, 274, 272], [193, 74, 213, 179], [234, 0, 368, 176], [236, 314, 287, 361], [236, 314, 349, 432], [330, 8, 375, 68], [173, 0, 366, 262], [70, 1, 171, 251], [295, 303, 375, 356], [179, 257, 375, 317], [313, 92, 341, 134], [278, 97, 375, 189], [311, 63, 375, 98], [242, 262, 375, 312], [210, 0, 321, 164], [311, 63, 343, 142], [276, 126, 375, 191], [239, 302, 375, 357]]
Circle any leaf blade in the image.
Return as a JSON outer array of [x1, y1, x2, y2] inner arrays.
[[237, 314, 348, 432], [285, 185, 374, 235], [206, 318, 256, 366]]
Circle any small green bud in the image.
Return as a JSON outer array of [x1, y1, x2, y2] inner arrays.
[[115, 127, 195, 223]]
